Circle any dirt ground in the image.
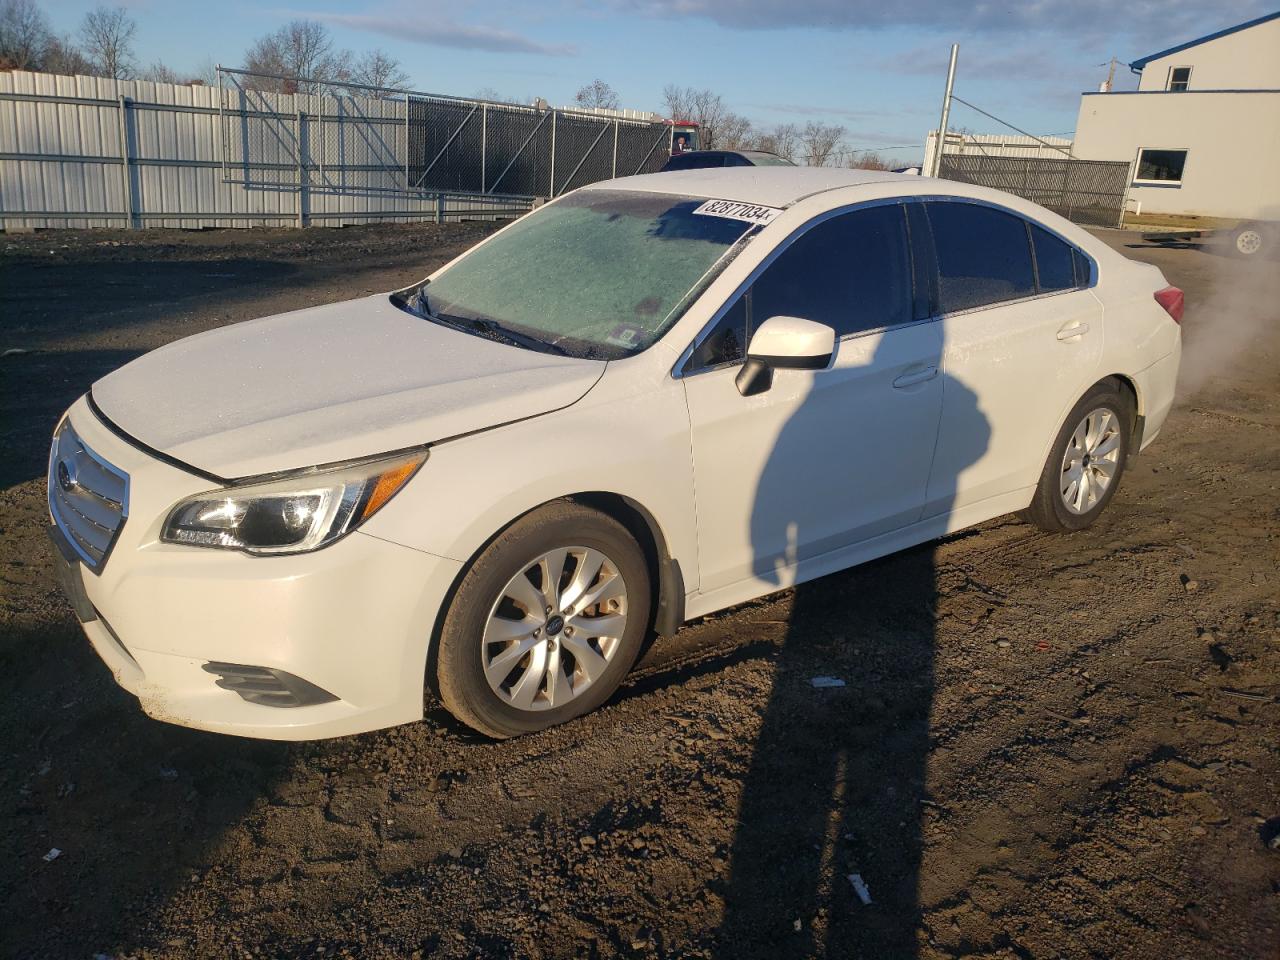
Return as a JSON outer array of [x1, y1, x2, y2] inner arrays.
[[1, 222, 1277, 960]]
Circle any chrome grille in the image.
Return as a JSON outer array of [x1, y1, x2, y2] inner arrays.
[[48, 419, 129, 570]]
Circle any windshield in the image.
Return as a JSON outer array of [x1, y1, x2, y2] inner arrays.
[[416, 190, 754, 359]]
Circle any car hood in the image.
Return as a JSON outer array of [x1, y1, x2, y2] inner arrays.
[[91, 295, 606, 478]]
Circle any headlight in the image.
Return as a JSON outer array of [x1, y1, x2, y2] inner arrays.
[[161, 450, 426, 555]]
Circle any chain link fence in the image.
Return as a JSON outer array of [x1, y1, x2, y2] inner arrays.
[[939, 155, 1133, 228], [219, 68, 673, 204]]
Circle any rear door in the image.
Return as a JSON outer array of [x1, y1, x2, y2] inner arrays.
[[919, 201, 1103, 517]]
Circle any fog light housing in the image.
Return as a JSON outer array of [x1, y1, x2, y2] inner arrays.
[[202, 662, 338, 708]]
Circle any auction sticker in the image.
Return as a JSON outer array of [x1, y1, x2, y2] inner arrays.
[[692, 199, 782, 226]]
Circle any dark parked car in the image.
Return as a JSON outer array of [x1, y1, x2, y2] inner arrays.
[[661, 150, 795, 172]]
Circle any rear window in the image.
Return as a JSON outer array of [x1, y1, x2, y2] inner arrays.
[[926, 202, 1036, 312], [663, 153, 727, 171]]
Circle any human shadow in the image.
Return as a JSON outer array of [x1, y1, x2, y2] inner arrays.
[[716, 333, 989, 956]]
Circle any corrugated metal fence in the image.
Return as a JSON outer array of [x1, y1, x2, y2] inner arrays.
[[218, 67, 675, 203], [921, 131, 1076, 177], [0, 69, 532, 229], [0, 68, 679, 231]]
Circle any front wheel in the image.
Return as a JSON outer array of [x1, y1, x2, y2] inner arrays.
[[434, 502, 651, 738], [1021, 382, 1132, 533]]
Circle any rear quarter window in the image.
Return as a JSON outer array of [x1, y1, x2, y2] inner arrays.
[[1030, 224, 1077, 292]]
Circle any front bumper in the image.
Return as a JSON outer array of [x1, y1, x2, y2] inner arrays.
[[50, 397, 462, 740]]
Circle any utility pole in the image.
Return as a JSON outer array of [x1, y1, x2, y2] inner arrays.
[[931, 44, 958, 178], [1102, 57, 1119, 92]]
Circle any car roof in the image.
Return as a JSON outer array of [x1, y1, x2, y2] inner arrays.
[[586, 167, 914, 208]]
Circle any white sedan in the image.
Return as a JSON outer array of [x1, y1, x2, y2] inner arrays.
[[47, 168, 1183, 739]]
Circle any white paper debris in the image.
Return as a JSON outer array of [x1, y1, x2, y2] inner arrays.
[[43, 848, 62, 862], [810, 676, 846, 689], [848, 873, 872, 905]]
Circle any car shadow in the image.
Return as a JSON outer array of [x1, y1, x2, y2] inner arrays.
[[713, 337, 989, 956]]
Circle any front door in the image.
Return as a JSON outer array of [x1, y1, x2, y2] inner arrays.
[[680, 203, 945, 595]]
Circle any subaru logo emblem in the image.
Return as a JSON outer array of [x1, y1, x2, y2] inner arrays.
[[56, 458, 79, 493]]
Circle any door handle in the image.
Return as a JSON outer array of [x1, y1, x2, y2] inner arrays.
[[892, 366, 939, 388], [1056, 322, 1090, 341]]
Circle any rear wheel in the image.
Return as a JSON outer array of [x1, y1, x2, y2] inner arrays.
[[1021, 382, 1132, 533], [435, 502, 651, 738]]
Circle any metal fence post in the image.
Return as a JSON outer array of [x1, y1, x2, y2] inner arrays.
[[549, 109, 557, 197], [612, 119, 618, 179], [435, 193, 444, 224], [481, 103, 487, 193], [117, 94, 135, 229], [403, 95, 410, 190], [296, 109, 307, 228]]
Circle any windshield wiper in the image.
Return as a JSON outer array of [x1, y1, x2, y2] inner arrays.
[[403, 285, 569, 357], [434, 312, 569, 357]]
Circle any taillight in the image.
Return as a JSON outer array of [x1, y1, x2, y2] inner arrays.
[[1154, 286, 1184, 324]]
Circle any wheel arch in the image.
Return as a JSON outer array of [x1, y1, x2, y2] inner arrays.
[[1104, 372, 1142, 448], [423, 491, 685, 700], [1031, 373, 1142, 488]]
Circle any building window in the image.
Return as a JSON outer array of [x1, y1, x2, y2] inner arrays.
[[1166, 66, 1192, 91], [1136, 149, 1188, 184]]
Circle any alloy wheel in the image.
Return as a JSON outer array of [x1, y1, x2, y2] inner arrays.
[[1059, 407, 1122, 515], [482, 547, 629, 711]]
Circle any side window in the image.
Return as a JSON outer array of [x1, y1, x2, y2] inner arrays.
[[1071, 248, 1091, 286], [926, 202, 1036, 312], [1030, 224, 1077, 292], [752, 204, 913, 338], [686, 294, 747, 370]]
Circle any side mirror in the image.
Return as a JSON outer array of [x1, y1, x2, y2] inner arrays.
[[735, 315, 836, 397]]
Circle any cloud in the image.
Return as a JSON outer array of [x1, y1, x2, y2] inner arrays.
[[746, 101, 931, 122], [612, 0, 1274, 47], [311, 12, 577, 56]]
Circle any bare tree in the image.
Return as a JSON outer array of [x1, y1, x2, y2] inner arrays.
[[80, 5, 136, 79], [574, 78, 620, 111], [718, 112, 753, 150], [144, 60, 179, 84], [661, 84, 693, 123], [847, 149, 891, 171], [191, 57, 220, 86], [0, 0, 52, 70], [243, 19, 351, 92], [751, 123, 799, 161], [800, 121, 845, 167], [662, 85, 737, 149], [44, 34, 93, 75], [349, 48, 409, 96]]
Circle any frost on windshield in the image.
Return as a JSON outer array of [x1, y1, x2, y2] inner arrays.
[[424, 190, 753, 359]]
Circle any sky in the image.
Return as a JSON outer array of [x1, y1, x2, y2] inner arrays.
[[40, 0, 1277, 163]]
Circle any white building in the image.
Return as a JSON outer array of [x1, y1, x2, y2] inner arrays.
[[921, 132, 1074, 176], [1072, 10, 1280, 221]]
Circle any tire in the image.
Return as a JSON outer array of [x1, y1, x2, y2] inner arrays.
[[435, 501, 651, 738], [1021, 381, 1132, 533], [1230, 223, 1266, 259]]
